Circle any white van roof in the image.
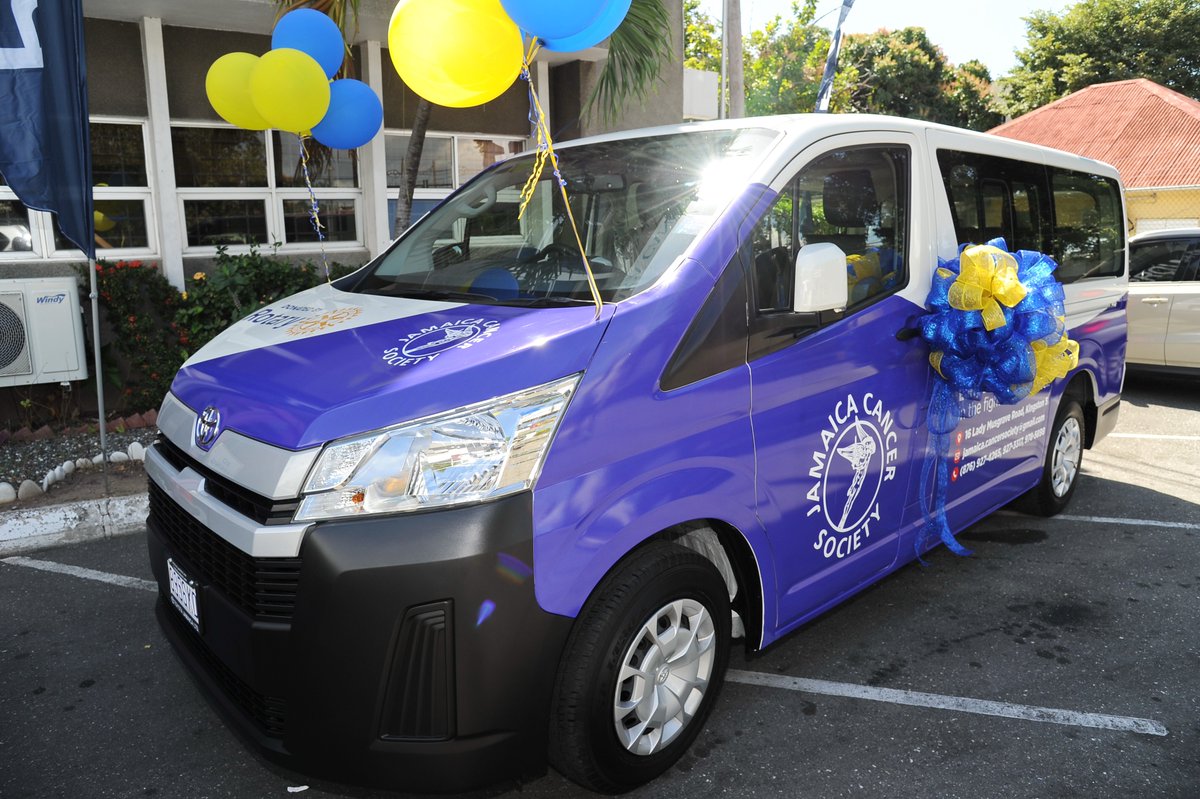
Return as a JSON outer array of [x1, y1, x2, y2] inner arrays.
[[561, 113, 1122, 183]]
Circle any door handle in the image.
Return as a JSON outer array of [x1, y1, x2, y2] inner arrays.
[[1140, 297, 1168, 305]]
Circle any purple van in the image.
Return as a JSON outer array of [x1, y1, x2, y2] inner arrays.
[[146, 115, 1127, 793]]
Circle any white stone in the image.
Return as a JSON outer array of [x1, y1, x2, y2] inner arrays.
[[92, 454, 105, 465], [17, 480, 42, 500], [127, 441, 146, 462], [110, 451, 130, 463], [63, 460, 76, 475], [53, 466, 65, 482], [77, 458, 92, 470], [0, 482, 15, 504]]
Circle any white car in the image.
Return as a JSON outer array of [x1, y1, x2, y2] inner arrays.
[[1127, 228, 1200, 371]]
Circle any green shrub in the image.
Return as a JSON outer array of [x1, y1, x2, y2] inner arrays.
[[88, 259, 187, 411], [81, 250, 358, 414], [175, 246, 355, 353]]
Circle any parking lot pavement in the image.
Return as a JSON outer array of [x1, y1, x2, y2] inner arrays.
[[2, 373, 1198, 799]]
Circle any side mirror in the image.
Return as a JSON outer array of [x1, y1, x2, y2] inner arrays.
[[793, 243, 849, 314]]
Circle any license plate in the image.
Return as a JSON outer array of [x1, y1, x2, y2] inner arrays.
[[167, 558, 201, 633]]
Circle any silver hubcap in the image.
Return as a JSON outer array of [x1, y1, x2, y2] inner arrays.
[[1051, 417, 1082, 497], [613, 598, 716, 756]]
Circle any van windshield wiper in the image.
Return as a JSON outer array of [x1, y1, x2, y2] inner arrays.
[[504, 296, 600, 307], [368, 286, 506, 305], [366, 285, 601, 308]]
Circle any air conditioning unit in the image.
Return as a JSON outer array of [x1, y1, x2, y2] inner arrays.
[[0, 277, 88, 388]]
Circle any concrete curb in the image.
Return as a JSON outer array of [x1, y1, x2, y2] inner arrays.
[[0, 493, 149, 556]]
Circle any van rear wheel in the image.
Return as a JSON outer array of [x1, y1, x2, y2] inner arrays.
[[549, 541, 731, 793], [1019, 398, 1084, 516]]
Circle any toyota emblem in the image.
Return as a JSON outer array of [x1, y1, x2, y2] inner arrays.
[[194, 406, 221, 450]]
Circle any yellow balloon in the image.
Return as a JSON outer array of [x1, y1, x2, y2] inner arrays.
[[249, 48, 331, 134], [206, 52, 271, 131], [93, 210, 116, 232], [388, 0, 523, 108]]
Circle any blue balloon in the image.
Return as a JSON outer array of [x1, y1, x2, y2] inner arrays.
[[311, 79, 383, 150], [499, 0, 606, 42], [272, 9, 344, 78], [541, 0, 632, 51]]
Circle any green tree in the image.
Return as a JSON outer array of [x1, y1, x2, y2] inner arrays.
[[684, 0, 721, 72], [840, 27, 1002, 130], [1001, 0, 1200, 117], [946, 59, 1004, 131], [744, 0, 855, 116]]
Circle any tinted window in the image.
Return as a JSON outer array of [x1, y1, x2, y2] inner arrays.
[[937, 151, 1047, 253], [1129, 239, 1196, 282], [273, 133, 358, 189], [91, 123, 147, 187], [1050, 169, 1124, 282], [936, 150, 1126, 283], [172, 128, 267, 188]]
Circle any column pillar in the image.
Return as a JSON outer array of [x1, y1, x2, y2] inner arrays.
[[359, 40, 391, 254], [139, 17, 185, 289]]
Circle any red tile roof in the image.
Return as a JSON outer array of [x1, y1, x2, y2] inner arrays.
[[990, 79, 1200, 189]]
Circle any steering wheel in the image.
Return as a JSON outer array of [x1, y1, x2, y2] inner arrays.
[[529, 242, 582, 264]]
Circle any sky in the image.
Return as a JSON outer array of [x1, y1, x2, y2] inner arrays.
[[697, 0, 1067, 78]]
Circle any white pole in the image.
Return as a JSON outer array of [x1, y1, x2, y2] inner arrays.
[[719, 0, 728, 119], [87, 260, 109, 495]]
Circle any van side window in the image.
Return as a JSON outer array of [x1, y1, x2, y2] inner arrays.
[[1049, 169, 1125, 282], [747, 145, 909, 361], [937, 152, 1048, 252], [750, 145, 909, 317], [936, 149, 1126, 283]]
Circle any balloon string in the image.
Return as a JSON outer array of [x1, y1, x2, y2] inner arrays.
[[298, 133, 330, 283], [519, 38, 603, 319]]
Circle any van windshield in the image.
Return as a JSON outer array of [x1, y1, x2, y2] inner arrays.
[[351, 128, 779, 305]]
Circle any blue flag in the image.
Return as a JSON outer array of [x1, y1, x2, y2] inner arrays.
[[815, 0, 855, 113], [0, 0, 94, 259]]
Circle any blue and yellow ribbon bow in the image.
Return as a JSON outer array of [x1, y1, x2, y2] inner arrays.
[[948, 245, 1027, 331], [917, 238, 1080, 560]]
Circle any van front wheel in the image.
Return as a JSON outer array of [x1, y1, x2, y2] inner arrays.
[[1020, 398, 1085, 516], [549, 542, 731, 793]]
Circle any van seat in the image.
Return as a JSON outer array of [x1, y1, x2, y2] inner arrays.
[[802, 233, 866, 255]]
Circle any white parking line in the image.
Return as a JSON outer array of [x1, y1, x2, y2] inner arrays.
[[1108, 433, 1200, 441], [1056, 514, 1200, 531], [995, 510, 1200, 531], [727, 670, 1168, 736], [1, 556, 158, 593], [2, 555, 1171, 739]]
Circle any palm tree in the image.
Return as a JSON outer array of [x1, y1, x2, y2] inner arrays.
[[587, 0, 674, 126], [272, 0, 674, 234]]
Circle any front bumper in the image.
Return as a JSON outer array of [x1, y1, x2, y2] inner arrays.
[[148, 464, 572, 793]]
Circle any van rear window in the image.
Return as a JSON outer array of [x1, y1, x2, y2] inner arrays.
[[936, 150, 1125, 283]]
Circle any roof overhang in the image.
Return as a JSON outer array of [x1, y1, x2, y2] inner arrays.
[[82, 0, 607, 63]]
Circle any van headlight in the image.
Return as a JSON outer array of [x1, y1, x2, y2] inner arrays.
[[294, 375, 580, 522]]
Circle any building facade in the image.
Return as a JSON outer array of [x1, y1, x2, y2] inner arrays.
[[0, 0, 686, 288]]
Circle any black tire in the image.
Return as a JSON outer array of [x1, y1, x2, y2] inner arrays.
[[1019, 398, 1085, 516], [549, 541, 731, 794]]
